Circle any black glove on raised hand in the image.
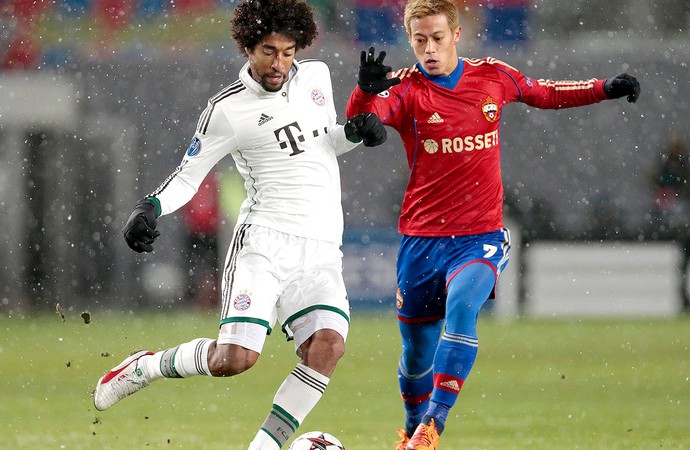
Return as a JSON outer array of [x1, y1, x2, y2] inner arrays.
[[358, 46, 401, 94], [603, 73, 640, 103], [345, 113, 387, 147], [122, 197, 161, 253]]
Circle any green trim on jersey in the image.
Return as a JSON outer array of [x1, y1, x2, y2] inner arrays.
[[146, 196, 162, 217], [281, 305, 350, 336], [219, 316, 272, 334]]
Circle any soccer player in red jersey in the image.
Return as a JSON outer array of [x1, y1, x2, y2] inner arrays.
[[346, 1, 640, 449]]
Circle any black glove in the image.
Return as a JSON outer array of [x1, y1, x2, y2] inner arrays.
[[603, 73, 640, 103], [345, 113, 387, 147], [122, 197, 161, 253], [358, 46, 401, 94]]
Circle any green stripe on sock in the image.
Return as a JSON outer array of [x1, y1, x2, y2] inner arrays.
[[159, 347, 182, 378], [271, 403, 299, 432], [260, 427, 283, 448]]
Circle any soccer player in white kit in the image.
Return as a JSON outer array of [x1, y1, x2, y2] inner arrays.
[[92, 1, 387, 449]]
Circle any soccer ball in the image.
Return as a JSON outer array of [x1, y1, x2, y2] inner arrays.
[[287, 431, 346, 450]]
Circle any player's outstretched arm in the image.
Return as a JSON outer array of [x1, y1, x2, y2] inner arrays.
[[603, 73, 641, 103], [358, 46, 401, 94], [122, 197, 161, 253], [345, 113, 387, 147]]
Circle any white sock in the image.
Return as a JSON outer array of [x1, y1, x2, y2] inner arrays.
[[250, 363, 330, 449], [247, 429, 280, 450], [141, 338, 213, 381]]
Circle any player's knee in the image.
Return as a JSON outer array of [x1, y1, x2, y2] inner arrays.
[[325, 334, 346, 362], [300, 329, 345, 372], [314, 330, 345, 361], [208, 344, 259, 377], [399, 321, 440, 372], [400, 349, 432, 376]]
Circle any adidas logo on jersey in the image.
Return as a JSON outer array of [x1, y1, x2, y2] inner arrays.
[[427, 112, 444, 123], [258, 113, 274, 126], [439, 379, 461, 392]]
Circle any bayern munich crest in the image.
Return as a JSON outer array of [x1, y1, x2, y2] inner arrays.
[[233, 293, 252, 311], [311, 89, 326, 106]]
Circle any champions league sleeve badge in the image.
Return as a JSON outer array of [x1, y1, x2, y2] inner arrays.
[[187, 136, 202, 156]]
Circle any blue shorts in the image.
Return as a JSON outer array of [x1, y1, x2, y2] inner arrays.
[[395, 228, 511, 322]]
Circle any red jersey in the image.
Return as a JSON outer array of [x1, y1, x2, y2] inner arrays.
[[346, 57, 610, 237]]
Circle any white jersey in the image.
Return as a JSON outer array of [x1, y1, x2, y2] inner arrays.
[[150, 59, 359, 243]]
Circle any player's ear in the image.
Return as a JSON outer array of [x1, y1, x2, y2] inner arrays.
[[454, 26, 461, 44]]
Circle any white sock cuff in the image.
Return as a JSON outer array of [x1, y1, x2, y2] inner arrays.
[[183, 338, 213, 377], [293, 363, 330, 392], [277, 363, 330, 424], [164, 338, 213, 378]]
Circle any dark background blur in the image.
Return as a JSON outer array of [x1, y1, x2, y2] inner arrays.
[[1, 0, 689, 313]]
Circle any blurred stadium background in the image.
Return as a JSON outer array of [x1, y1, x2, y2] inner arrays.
[[1, 0, 689, 317]]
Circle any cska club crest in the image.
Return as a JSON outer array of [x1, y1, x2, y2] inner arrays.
[[396, 289, 404, 309], [481, 97, 499, 122]]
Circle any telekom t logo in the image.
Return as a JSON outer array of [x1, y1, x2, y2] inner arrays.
[[274, 121, 305, 156]]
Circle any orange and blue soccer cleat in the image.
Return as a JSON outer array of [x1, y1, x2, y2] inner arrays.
[[405, 418, 441, 450], [395, 428, 410, 450]]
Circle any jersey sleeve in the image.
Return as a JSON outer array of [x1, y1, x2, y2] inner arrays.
[[346, 82, 405, 130], [346, 85, 377, 117], [494, 58, 609, 109], [311, 62, 359, 156], [150, 104, 237, 216], [331, 122, 361, 157]]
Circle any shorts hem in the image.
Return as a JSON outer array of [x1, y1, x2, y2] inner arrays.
[[281, 304, 350, 336], [397, 314, 443, 324], [220, 317, 272, 334]]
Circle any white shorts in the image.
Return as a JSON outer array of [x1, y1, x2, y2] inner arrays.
[[216, 224, 350, 353]]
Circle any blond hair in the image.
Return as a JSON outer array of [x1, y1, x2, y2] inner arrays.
[[404, 0, 460, 34]]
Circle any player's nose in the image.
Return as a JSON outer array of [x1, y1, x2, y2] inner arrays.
[[272, 55, 288, 71]]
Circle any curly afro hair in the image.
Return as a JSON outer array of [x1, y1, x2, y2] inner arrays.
[[231, 0, 318, 55]]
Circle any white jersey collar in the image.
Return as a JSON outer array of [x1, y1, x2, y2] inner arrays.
[[239, 60, 299, 97]]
